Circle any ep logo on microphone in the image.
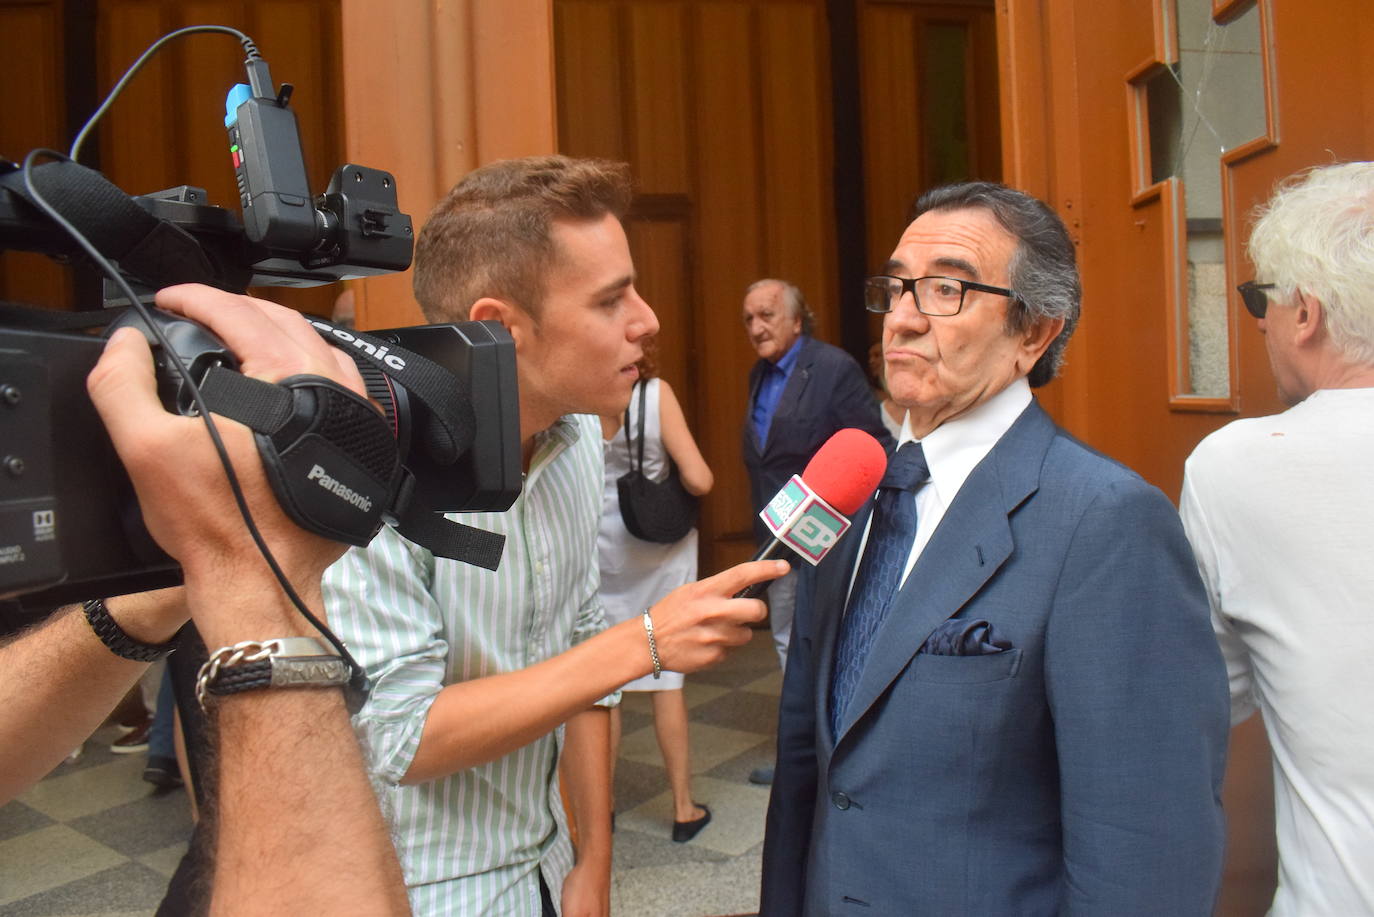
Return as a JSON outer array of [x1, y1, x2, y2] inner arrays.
[[760, 475, 851, 564]]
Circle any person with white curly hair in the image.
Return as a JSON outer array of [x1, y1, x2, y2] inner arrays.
[[1181, 160, 1374, 915]]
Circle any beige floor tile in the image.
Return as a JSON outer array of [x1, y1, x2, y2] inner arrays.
[[620, 776, 770, 858], [740, 668, 782, 697], [681, 681, 730, 709], [620, 722, 767, 775], [611, 853, 763, 917], [18, 755, 149, 822], [137, 840, 190, 879], [0, 824, 128, 906]]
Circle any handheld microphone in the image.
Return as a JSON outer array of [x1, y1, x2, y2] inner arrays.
[[735, 428, 888, 599]]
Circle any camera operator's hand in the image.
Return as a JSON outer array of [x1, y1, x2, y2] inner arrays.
[[85, 284, 368, 644], [86, 283, 408, 914]]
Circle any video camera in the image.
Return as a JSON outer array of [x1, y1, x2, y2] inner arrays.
[[0, 40, 521, 610]]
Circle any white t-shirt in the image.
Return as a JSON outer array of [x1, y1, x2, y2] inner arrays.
[[1181, 387, 1374, 916]]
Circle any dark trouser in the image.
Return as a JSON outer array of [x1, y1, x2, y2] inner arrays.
[[540, 874, 557, 917], [157, 625, 211, 917]]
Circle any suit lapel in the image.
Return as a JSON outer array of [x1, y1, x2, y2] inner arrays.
[[830, 402, 1056, 745]]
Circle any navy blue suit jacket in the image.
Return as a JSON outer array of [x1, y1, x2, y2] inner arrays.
[[760, 400, 1229, 916], [743, 336, 894, 544]]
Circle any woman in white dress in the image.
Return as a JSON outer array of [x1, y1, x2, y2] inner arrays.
[[598, 352, 714, 842]]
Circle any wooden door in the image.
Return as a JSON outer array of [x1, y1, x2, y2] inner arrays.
[[858, 0, 1001, 273], [999, 1, 1374, 912], [555, 0, 840, 574]]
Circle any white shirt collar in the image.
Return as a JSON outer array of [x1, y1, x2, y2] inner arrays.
[[896, 377, 1032, 506]]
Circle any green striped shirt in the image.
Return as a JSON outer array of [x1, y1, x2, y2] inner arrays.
[[323, 414, 613, 916]]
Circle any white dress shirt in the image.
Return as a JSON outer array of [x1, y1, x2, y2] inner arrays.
[[847, 378, 1032, 598]]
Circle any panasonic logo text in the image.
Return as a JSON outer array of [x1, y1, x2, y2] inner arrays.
[[309, 320, 407, 371], [307, 464, 374, 513]]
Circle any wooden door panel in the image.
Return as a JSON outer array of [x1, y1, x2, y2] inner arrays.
[[691, 2, 767, 566], [625, 212, 691, 394], [626, 2, 691, 194], [554, 2, 627, 163], [757, 2, 837, 339], [860, 4, 924, 276], [0, 0, 70, 309], [556, 0, 839, 573], [2, 1, 344, 317]]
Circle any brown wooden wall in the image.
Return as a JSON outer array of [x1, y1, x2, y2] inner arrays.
[[338, 0, 559, 331], [555, 0, 840, 574], [0, 0, 344, 318]]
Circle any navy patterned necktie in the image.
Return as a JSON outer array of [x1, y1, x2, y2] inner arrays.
[[829, 441, 929, 738]]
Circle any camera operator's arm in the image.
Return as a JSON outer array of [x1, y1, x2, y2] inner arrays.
[[87, 284, 408, 916], [0, 588, 184, 805]]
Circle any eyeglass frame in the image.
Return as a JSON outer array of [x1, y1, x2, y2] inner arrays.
[[1236, 280, 1277, 319], [864, 274, 1021, 316]]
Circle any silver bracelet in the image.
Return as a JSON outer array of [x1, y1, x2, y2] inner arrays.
[[195, 637, 349, 711], [642, 609, 662, 679]]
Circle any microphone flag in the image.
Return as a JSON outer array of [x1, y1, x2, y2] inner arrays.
[[759, 474, 851, 565]]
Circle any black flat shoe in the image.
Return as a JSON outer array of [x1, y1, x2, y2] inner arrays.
[[672, 804, 711, 843]]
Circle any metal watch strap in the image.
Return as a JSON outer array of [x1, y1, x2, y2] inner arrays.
[[82, 598, 175, 663], [195, 637, 350, 710]]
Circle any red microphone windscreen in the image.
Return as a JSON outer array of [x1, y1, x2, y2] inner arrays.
[[800, 428, 889, 516]]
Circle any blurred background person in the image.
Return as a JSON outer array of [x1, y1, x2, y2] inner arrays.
[[598, 342, 715, 842], [740, 278, 893, 786], [867, 341, 905, 442]]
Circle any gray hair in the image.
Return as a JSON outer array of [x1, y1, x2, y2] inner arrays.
[[1248, 161, 1374, 365], [908, 182, 1081, 387], [747, 278, 816, 336]]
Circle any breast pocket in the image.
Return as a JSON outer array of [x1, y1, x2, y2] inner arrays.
[[908, 647, 1022, 684]]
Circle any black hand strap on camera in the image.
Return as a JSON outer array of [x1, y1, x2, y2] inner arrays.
[[197, 360, 505, 571]]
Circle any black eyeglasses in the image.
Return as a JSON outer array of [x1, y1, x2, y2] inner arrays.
[[864, 274, 1020, 316], [1237, 280, 1277, 319]]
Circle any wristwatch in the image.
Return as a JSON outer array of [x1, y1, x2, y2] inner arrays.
[[82, 598, 176, 663]]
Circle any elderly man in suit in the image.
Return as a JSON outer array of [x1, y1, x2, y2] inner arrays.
[[742, 279, 892, 785], [759, 182, 1229, 915], [742, 280, 893, 665]]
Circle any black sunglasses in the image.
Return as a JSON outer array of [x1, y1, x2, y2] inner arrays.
[[1237, 281, 1277, 319]]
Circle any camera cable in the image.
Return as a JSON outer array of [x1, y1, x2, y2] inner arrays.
[[69, 25, 262, 164]]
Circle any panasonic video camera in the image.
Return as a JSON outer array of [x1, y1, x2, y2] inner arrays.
[[0, 44, 521, 609]]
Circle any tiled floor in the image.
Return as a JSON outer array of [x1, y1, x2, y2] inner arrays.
[[0, 633, 782, 917]]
